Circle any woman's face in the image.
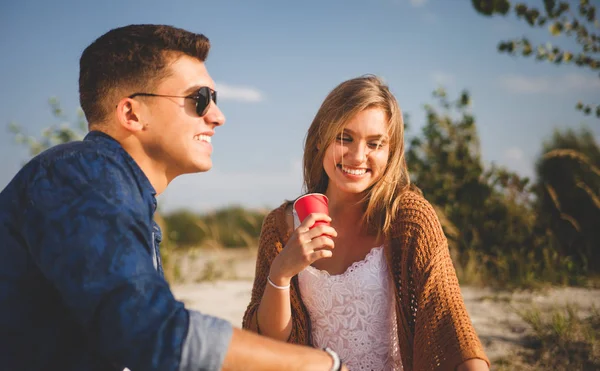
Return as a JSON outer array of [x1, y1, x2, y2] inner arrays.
[[322, 108, 390, 199]]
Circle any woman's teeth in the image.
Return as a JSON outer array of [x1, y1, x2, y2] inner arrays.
[[341, 166, 367, 175], [194, 135, 211, 143]]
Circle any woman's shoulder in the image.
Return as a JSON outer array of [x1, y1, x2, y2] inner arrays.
[[264, 200, 292, 219], [395, 188, 438, 222], [391, 188, 445, 240], [262, 199, 295, 240]]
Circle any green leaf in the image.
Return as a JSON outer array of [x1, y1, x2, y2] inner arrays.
[[544, 0, 557, 17], [549, 22, 563, 36], [471, 0, 495, 16], [586, 7, 595, 22], [459, 91, 471, 107], [472, 0, 511, 16], [557, 2, 570, 16], [515, 3, 528, 16], [496, 0, 510, 15], [538, 16, 547, 26]]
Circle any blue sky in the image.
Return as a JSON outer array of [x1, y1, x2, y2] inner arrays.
[[1, 0, 599, 213]]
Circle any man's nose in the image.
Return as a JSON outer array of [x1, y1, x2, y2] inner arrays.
[[204, 102, 225, 127]]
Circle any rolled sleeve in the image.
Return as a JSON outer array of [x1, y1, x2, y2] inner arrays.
[[179, 310, 233, 371]]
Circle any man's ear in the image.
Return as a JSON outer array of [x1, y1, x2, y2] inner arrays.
[[115, 97, 146, 133]]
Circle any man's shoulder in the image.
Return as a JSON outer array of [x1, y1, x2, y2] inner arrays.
[[31, 138, 122, 171], [2, 140, 91, 195], [19, 140, 139, 206]]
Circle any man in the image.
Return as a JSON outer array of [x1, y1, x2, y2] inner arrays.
[[0, 24, 345, 371]]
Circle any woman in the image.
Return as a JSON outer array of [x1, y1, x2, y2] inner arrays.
[[242, 75, 490, 371]]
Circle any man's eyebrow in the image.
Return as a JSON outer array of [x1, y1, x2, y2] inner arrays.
[[184, 84, 217, 95], [182, 86, 201, 95]]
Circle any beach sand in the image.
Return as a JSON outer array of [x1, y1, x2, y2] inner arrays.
[[169, 248, 600, 362]]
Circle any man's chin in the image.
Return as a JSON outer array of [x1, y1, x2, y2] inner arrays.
[[175, 161, 213, 176], [195, 161, 213, 173]]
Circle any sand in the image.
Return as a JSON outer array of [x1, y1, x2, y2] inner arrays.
[[169, 249, 600, 362]]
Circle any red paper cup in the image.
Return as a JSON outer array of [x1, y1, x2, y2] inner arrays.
[[293, 193, 330, 228]]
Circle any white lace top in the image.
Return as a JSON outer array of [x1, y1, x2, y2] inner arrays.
[[294, 211, 403, 370]]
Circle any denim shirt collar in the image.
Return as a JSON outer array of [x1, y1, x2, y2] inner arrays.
[[84, 130, 158, 212]]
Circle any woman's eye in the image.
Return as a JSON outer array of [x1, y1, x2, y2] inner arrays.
[[336, 136, 352, 142]]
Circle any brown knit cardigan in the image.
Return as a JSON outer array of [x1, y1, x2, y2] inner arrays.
[[242, 190, 490, 371]]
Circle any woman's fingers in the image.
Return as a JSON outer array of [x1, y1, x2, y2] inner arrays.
[[299, 213, 331, 229], [277, 214, 337, 274], [308, 249, 333, 262], [306, 225, 337, 240], [308, 235, 335, 251]]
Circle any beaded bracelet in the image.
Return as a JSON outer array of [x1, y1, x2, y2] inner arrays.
[[267, 276, 290, 290], [323, 347, 342, 371]]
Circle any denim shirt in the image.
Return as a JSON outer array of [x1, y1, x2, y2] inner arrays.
[[0, 131, 232, 371]]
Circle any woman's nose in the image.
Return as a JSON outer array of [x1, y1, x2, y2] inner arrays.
[[346, 142, 368, 163]]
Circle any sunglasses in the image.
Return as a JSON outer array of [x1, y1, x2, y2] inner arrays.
[[128, 86, 217, 117]]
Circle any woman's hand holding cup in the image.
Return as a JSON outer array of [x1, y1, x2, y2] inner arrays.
[[269, 194, 336, 286]]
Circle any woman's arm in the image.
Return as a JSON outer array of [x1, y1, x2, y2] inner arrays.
[[242, 206, 336, 342], [257, 211, 336, 341], [255, 270, 295, 341], [456, 358, 489, 371], [242, 207, 286, 336]]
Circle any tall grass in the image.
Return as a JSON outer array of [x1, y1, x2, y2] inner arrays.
[[454, 246, 587, 289], [160, 204, 594, 289], [495, 306, 600, 370], [164, 206, 268, 249]]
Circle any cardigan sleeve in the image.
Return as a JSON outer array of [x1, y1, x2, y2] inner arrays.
[[241, 204, 310, 345], [408, 200, 490, 370]]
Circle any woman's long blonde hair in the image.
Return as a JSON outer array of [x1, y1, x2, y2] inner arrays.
[[302, 75, 411, 237]]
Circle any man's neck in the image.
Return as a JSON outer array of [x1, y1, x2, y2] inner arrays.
[[96, 128, 170, 195], [126, 152, 169, 195]]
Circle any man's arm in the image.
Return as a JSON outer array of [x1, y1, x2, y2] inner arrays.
[[22, 157, 230, 370], [222, 328, 348, 371]]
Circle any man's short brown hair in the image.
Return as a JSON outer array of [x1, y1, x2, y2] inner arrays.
[[79, 24, 210, 126]]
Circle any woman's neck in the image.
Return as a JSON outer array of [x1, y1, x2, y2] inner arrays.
[[325, 190, 366, 230]]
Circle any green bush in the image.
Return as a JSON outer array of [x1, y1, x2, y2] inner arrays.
[[164, 206, 268, 249], [407, 89, 598, 288]]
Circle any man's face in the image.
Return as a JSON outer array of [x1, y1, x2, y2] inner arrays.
[[138, 55, 225, 178]]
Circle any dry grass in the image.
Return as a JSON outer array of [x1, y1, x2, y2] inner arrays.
[[494, 305, 600, 370]]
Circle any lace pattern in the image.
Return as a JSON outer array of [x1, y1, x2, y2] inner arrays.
[[298, 245, 403, 370]]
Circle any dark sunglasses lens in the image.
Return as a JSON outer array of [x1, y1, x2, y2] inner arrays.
[[195, 87, 209, 116]]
